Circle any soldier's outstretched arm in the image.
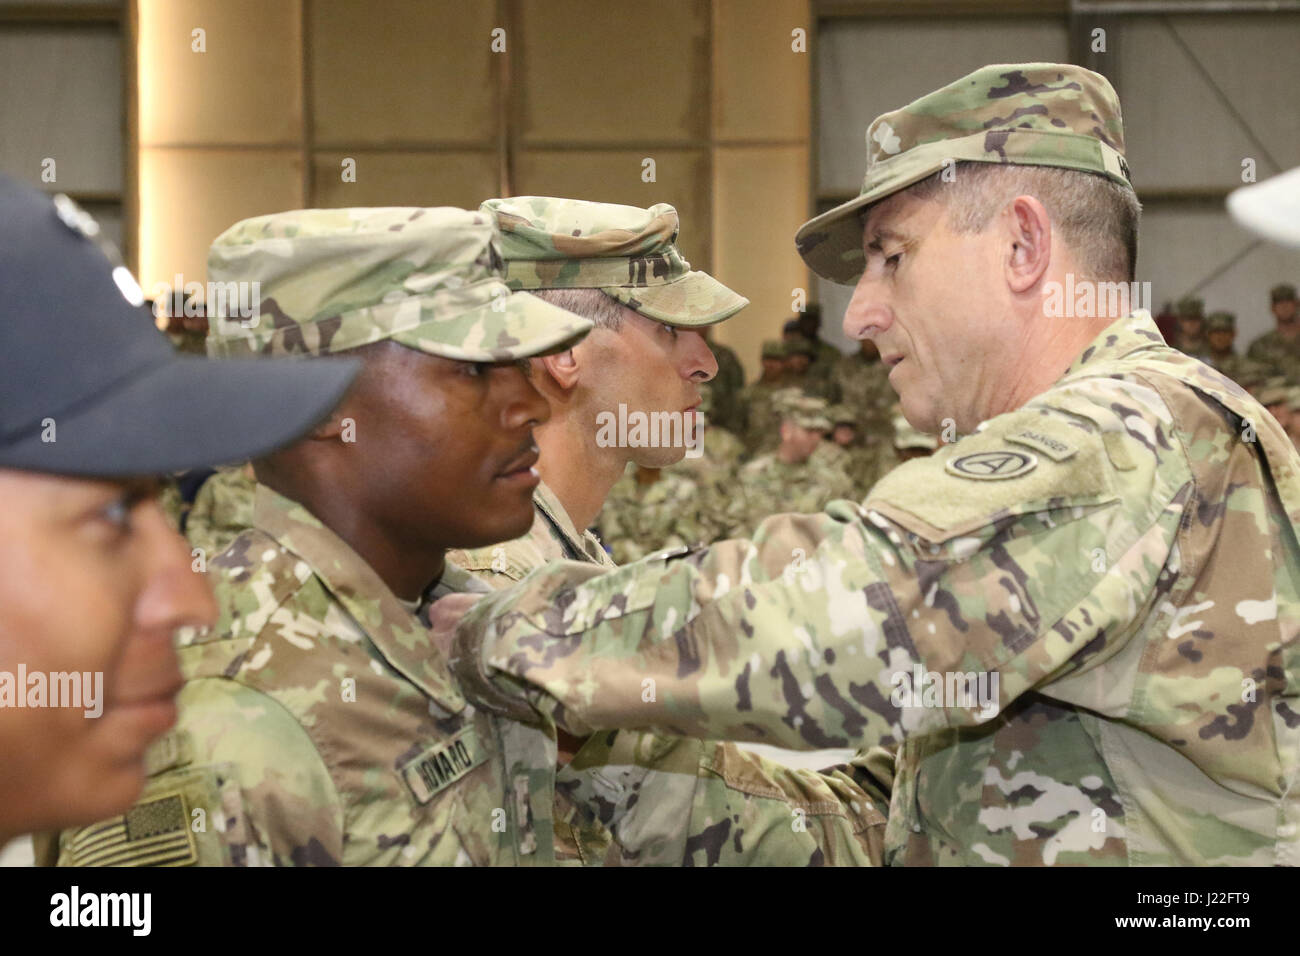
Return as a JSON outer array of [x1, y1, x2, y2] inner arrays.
[[452, 397, 1181, 753], [557, 731, 889, 866]]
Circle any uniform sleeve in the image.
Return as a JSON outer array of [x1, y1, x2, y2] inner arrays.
[[453, 399, 1187, 753], [56, 677, 345, 867], [557, 731, 886, 866]]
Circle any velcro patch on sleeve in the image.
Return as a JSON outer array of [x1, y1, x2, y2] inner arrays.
[[399, 726, 489, 805], [1006, 427, 1078, 462], [865, 408, 1117, 542], [64, 792, 198, 868]]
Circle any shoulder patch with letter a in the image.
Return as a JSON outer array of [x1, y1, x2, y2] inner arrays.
[[400, 726, 488, 804], [946, 449, 1038, 480]]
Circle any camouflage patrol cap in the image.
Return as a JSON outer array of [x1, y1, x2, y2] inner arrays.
[[1272, 283, 1297, 304], [892, 411, 939, 451], [761, 340, 788, 360], [785, 338, 816, 359], [206, 207, 592, 360], [481, 197, 748, 327], [1176, 296, 1205, 320], [1206, 311, 1236, 332], [795, 63, 1133, 283], [776, 391, 831, 431], [828, 404, 856, 427]]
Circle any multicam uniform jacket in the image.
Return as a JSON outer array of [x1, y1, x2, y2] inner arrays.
[[453, 313, 1300, 866], [453, 480, 886, 866], [53, 485, 561, 866]]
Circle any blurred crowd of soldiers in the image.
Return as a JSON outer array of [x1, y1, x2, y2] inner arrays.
[[1158, 284, 1300, 446]]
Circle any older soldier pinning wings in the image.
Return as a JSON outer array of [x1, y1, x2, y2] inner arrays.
[[442, 63, 1300, 867]]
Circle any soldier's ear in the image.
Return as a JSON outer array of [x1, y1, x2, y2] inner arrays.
[[1003, 194, 1052, 295], [538, 349, 580, 391]]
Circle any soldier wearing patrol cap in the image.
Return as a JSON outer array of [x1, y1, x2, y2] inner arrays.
[[729, 391, 852, 544], [1246, 283, 1300, 376], [1172, 296, 1211, 361], [450, 198, 885, 865], [739, 339, 793, 454], [47, 205, 602, 866], [0, 174, 357, 846], [441, 62, 1300, 867], [1203, 310, 1252, 383]]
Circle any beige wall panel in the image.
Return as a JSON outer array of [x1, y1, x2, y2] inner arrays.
[[312, 151, 500, 212], [713, 0, 809, 143], [1118, 16, 1300, 191], [712, 145, 810, 378], [817, 18, 1067, 195], [138, 0, 302, 146], [310, 0, 497, 146], [513, 148, 712, 272], [517, 0, 708, 145], [137, 148, 302, 295], [0, 26, 122, 192]]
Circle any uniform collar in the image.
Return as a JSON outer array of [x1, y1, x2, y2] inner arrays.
[[253, 484, 466, 714], [533, 479, 606, 564], [1062, 310, 1167, 379]]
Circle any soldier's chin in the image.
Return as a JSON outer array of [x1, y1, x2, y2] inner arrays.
[[632, 445, 685, 469]]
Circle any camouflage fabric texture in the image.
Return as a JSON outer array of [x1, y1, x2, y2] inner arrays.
[[453, 481, 885, 865], [483, 197, 748, 327], [598, 465, 715, 565], [832, 349, 896, 446], [452, 312, 1300, 866], [206, 206, 591, 360], [701, 339, 747, 434], [724, 451, 854, 540], [185, 466, 256, 560], [1247, 329, 1300, 379], [55, 485, 563, 866], [796, 63, 1133, 283]]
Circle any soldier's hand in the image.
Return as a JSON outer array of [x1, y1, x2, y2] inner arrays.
[[427, 592, 484, 658]]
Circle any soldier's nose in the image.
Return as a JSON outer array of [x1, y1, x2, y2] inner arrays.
[[844, 275, 893, 341]]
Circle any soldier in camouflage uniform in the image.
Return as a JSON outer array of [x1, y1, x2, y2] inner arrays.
[[446, 63, 1300, 866], [448, 198, 885, 865], [796, 305, 845, 381], [668, 387, 744, 509], [812, 403, 878, 492], [1171, 296, 1211, 360], [724, 393, 853, 538], [739, 340, 792, 455], [183, 465, 257, 561], [1246, 283, 1300, 377], [831, 336, 895, 459], [598, 463, 709, 564], [700, 326, 746, 435], [0, 178, 352, 849], [867, 406, 942, 486], [49, 206, 599, 866], [1203, 310, 1257, 385]]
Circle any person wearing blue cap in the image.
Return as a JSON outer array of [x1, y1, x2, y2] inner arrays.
[[0, 175, 359, 844]]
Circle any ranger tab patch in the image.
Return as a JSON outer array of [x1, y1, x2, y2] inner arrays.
[[400, 727, 488, 804]]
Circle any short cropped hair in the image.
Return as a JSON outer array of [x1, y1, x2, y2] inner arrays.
[[530, 288, 625, 331], [906, 163, 1141, 282]]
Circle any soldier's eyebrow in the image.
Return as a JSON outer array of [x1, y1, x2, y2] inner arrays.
[[863, 227, 907, 252]]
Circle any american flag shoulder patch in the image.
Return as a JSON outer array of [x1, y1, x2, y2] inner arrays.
[[66, 791, 198, 867]]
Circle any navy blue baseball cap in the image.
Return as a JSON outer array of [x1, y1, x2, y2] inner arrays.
[[0, 175, 359, 477]]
